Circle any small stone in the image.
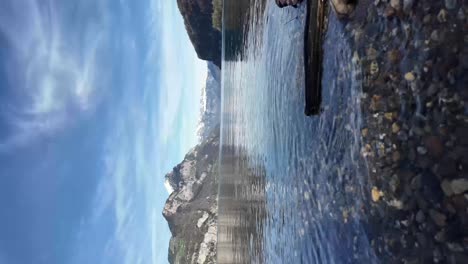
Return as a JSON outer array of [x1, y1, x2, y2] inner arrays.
[[404, 72, 416, 81], [417, 146, 428, 155], [390, 175, 400, 192], [392, 151, 401, 162], [388, 199, 403, 209], [431, 30, 440, 42], [362, 128, 369, 137], [425, 136, 444, 157], [387, 49, 401, 64], [433, 248, 443, 263], [441, 180, 454, 196], [330, 0, 357, 17], [429, 209, 447, 227], [372, 187, 384, 202], [445, 0, 457, 10], [398, 131, 408, 141], [410, 174, 422, 190], [458, 8, 466, 20], [435, 230, 446, 242], [390, 0, 401, 10], [352, 51, 360, 64], [342, 210, 349, 223], [384, 112, 394, 121], [423, 14, 432, 24], [367, 47, 378, 60], [450, 179, 468, 195], [403, 0, 414, 12], [415, 210, 425, 223], [384, 6, 396, 18], [446, 243, 464, 252], [438, 9, 448, 23], [392, 123, 400, 133], [370, 61, 379, 75]]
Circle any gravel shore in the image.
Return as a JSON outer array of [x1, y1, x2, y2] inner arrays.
[[339, 0, 468, 262]]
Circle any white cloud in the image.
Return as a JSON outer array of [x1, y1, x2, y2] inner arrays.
[[0, 0, 109, 151]]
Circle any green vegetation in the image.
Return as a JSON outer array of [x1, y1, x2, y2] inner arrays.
[[175, 240, 186, 263], [212, 0, 223, 31]]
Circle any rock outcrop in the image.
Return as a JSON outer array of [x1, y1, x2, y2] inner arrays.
[[163, 129, 220, 264], [177, 0, 222, 68]]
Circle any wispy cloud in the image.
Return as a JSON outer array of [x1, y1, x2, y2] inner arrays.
[[0, 0, 110, 151]]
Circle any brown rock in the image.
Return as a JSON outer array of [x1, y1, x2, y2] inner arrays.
[[330, 0, 356, 17], [390, 0, 401, 10], [388, 49, 401, 64], [429, 209, 447, 227], [392, 123, 401, 133], [425, 136, 444, 157], [384, 6, 396, 18], [362, 128, 369, 137]]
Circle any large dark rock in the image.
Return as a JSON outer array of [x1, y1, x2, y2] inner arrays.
[[177, 0, 222, 68]]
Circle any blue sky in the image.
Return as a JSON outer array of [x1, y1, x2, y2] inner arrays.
[[0, 0, 206, 263]]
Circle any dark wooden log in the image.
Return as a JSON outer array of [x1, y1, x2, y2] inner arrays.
[[303, 0, 327, 116]]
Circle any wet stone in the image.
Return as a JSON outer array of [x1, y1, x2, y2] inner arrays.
[[446, 243, 464, 252], [425, 136, 444, 157], [445, 0, 457, 10], [392, 123, 401, 133], [410, 174, 422, 190], [404, 72, 416, 81], [435, 230, 446, 243], [390, 0, 401, 10], [415, 210, 425, 223], [403, 0, 414, 12], [384, 6, 396, 18], [429, 209, 447, 227], [438, 9, 448, 23], [387, 49, 401, 64], [417, 146, 428, 155], [441, 180, 454, 196], [450, 179, 468, 195], [431, 30, 441, 42]]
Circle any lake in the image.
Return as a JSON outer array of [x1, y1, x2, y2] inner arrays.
[[218, 0, 377, 263]]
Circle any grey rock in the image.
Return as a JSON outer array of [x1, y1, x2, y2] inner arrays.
[[441, 180, 454, 196], [445, 0, 457, 10], [403, 0, 414, 12], [446, 242, 464, 252], [410, 174, 422, 190], [458, 8, 466, 20], [435, 230, 446, 242], [415, 210, 425, 223], [450, 179, 468, 195], [417, 146, 428, 155]]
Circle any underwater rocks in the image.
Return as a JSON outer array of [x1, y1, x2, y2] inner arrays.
[[345, 0, 468, 261], [331, 0, 357, 17], [275, 0, 304, 8]]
